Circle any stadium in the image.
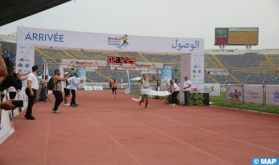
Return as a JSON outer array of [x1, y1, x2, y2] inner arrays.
[[0, 1, 279, 165]]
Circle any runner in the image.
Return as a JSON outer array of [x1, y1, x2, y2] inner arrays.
[[105, 79, 118, 98], [138, 74, 155, 111]]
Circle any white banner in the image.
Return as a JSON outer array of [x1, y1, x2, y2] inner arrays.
[[122, 62, 163, 69], [17, 26, 204, 54], [266, 85, 279, 106], [227, 85, 242, 102], [15, 45, 35, 87], [244, 85, 263, 105], [191, 54, 204, 92], [61, 59, 106, 69], [84, 85, 93, 90], [204, 83, 220, 96], [141, 89, 171, 96], [110, 66, 147, 71], [93, 86, 103, 90]]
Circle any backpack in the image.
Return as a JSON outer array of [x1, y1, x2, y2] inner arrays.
[[47, 77, 59, 90]]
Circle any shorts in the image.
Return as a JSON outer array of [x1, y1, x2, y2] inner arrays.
[[141, 94, 149, 99], [112, 88, 117, 92], [64, 88, 70, 97]]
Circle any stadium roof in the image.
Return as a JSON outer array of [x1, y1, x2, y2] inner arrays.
[[0, 0, 71, 26]]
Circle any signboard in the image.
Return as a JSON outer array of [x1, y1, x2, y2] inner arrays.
[[215, 27, 259, 45], [244, 85, 263, 105], [15, 45, 35, 87], [93, 85, 103, 90], [84, 85, 93, 90], [122, 62, 163, 69], [61, 59, 106, 69], [266, 85, 279, 107], [189, 93, 209, 106], [227, 85, 242, 102], [160, 68, 172, 91], [110, 66, 147, 71], [204, 83, 221, 96]]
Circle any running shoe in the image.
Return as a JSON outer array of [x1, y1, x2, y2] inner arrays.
[[172, 104, 177, 107], [53, 110, 61, 114], [169, 104, 173, 106], [139, 101, 141, 105], [144, 108, 147, 111], [64, 103, 70, 106]]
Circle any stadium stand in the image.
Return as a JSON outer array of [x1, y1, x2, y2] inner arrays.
[[2, 41, 279, 84]]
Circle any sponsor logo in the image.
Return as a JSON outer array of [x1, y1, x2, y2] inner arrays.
[[162, 70, 170, 74], [18, 63, 23, 67], [274, 90, 279, 99], [192, 79, 196, 81], [197, 79, 203, 82], [198, 65, 202, 68], [108, 37, 122, 45], [193, 69, 196, 73], [114, 35, 129, 49], [197, 75, 202, 77], [19, 58, 30, 62], [198, 70, 202, 74], [134, 63, 153, 68], [25, 64, 30, 68], [193, 65, 197, 68], [193, 75, 196, 78], [247, 90, 259, 98]]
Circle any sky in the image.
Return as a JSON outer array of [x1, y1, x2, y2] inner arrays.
[[0, 0, 278, 50]]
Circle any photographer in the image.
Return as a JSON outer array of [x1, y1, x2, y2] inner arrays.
[[0, 44, 8, 78], [8, 71, 30, 99], [41, 75, 48, 101]]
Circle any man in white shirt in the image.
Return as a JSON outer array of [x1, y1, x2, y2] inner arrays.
[[62, 72, 71, 106], [25, 65, 39, 120], [183, 76, 191, 106], [169, 80, 180, 106], [70, 72, 85, 107]]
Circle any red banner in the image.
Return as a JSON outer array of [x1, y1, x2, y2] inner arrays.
[[215, 38, 227, 44]]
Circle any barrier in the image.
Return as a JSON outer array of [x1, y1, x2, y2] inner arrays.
[[223, 82, 270, 112], [0, 87, 28, 145]]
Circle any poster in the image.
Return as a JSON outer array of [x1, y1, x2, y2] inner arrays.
[[204, 83, 221, 96], [76, 69, 86, 89], [244, 85, 263, 105], [160, 68, 172, 91], [191, 54, 204, 93], [266, 85, 279, 107], [15, 45, 35, 87], [227, 85, 242, 102]]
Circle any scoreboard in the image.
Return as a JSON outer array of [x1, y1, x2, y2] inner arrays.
[[189, 93, 209, 106], [215, 28, 258, 45]]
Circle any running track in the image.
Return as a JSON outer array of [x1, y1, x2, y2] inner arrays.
[[0, 90, 279, 165]]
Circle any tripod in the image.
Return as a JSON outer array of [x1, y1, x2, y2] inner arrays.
[[37, 88, 52, 104]]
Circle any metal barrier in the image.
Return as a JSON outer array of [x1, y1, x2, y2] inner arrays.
[[223, 81, 271, 112]]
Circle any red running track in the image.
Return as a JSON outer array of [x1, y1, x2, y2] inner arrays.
[[1, 90, 279, 165]]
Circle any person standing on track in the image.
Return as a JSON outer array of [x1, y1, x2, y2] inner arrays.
[[52, 69, 71, 113], [183, 76, 191, 106], [70, 72, 85, 107], [138, 74, 155, 111], [62, 72, 71, 106], [104, 79, 118, 98], [169, 80, 180, 107]]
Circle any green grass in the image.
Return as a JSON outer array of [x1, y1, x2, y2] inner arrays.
[[131, 91, 279, 115]]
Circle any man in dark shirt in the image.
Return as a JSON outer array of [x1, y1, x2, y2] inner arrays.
[[5, 67, 22, 91]]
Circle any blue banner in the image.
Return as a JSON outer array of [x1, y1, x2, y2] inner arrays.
[[76, 69, 86, 81]]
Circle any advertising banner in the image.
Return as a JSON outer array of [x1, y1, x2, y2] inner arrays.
[[15, 45, 35, 87], [204, 83, 221, 96], [244, 85, 263, 105], [227, 85, 242, 102], [84, 85, 93, 90], [122, 62, 163, 69], [160, 68, 172, 91], [266, 85, 279, 106], [191, 54, 204, 93], [61, 59, 106, 69], [110, 66, 147, 71], [93, 86, 103, 90]]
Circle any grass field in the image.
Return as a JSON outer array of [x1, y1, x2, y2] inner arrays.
[[131, 91, 279, 115]]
